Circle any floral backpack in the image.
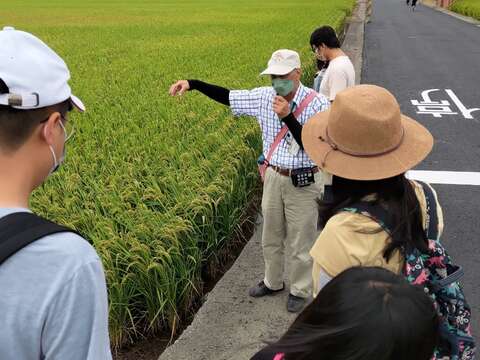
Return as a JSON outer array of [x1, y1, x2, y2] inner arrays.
[[343, 181, 476, 360]]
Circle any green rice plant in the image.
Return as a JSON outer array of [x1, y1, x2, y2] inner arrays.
[[3, 0, 355, 349], [450, 0, 480, 20]]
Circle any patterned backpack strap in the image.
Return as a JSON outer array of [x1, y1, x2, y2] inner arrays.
[[413, 181, 466, 290], [412, 182, 476, 359], [414, 180, 439, 240]]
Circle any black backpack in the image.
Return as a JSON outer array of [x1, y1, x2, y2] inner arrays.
[[0, 212, 77, 266]]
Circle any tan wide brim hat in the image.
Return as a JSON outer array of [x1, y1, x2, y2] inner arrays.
[[302, 84, 433, 181]]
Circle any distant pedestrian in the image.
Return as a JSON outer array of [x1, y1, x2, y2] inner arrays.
[[310, 26, 355, 102], [251, 267, 440, 360], [411, 0, 418, 11]]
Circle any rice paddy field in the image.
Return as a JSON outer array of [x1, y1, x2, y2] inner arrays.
[[450, 0, 480, 20], [3, 0, 355, 349]]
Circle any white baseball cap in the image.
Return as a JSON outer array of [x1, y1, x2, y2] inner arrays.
[[0, 26, 85, 112], [260, 49, 301, 76]]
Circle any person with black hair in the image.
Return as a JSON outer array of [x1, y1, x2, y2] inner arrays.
[[411, 0, 418, 11], [0, 27, 112, 359], [300, 84, 441, 295], [302, 84, 476, 360], [310, 26, 355, 102], [251, 267, 440, 360]]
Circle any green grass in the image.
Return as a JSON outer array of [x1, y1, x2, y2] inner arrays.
[[3, 0, 355, 348], [450, 0, 480, 20]]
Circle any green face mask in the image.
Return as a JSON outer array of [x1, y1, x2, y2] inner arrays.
[[272, 78, 294, 97]]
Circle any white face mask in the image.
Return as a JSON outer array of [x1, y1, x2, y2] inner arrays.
[[48, 121, 67, 175]]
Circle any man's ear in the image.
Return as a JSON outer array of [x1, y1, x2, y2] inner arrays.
[[41, 112, 62, 146], [295, 68, 302, 80]]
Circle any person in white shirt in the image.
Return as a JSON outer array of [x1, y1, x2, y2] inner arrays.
[[310, 26, 355, 101]]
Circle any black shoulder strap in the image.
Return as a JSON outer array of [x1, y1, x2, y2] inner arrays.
[[345, 181, 440, 241], [415, 181, 439, 240], [344, 201, 396, 235], [0, 212, 75, 266]]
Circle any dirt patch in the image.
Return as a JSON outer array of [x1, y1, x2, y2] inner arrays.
[[113, 336, 170, 360]]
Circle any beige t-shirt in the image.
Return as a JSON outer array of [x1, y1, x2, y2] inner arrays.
[[310, 181, 444, 296], [319, 55, 355, 101]]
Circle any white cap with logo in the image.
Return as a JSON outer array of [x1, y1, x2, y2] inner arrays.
[[260, 49, 301, 76], [0, 26, 85, 112]]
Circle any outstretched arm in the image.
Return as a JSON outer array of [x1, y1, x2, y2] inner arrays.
[[169, 79, 230, 106]]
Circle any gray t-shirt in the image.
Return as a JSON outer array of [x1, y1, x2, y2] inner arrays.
[[0, 208, 112, 360]]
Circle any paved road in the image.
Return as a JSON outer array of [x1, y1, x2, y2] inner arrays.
[[363, 0, 480, 330]]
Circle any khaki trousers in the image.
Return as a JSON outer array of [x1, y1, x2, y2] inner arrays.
[[261, 167, 324, 298]]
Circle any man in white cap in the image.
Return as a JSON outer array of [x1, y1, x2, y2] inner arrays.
[[169, 49, 330, 312], [0, 27, 112, 359]]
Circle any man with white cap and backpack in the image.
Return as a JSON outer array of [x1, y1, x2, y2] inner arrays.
[[0, 26, 112, 359], [169, 49, 330, 312]]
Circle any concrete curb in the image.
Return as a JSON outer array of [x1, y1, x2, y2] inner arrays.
[[158, 2, 368, 359], [342, 0, 368, 84], [420, 0, 480, 25], [158, 220, 297, 360]]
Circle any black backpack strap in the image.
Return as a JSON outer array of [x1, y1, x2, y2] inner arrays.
[[0, 212, 75, 266], [415, 181, 439, 240], [343, 201, 396, 235], [345, 182, 440, 241]]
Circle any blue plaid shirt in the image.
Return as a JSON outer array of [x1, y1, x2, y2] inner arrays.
[[229, 83, 330, 169]]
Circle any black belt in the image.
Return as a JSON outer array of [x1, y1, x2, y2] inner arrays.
[[269, 165, 319, 177]]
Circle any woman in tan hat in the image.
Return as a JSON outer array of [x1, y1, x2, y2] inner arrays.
[[301, 84, 444, 295]]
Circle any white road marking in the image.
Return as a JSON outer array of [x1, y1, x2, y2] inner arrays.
[[410, 89, 479, 119], [406, 170, 480, 186], [445, 89, 480, 119]]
